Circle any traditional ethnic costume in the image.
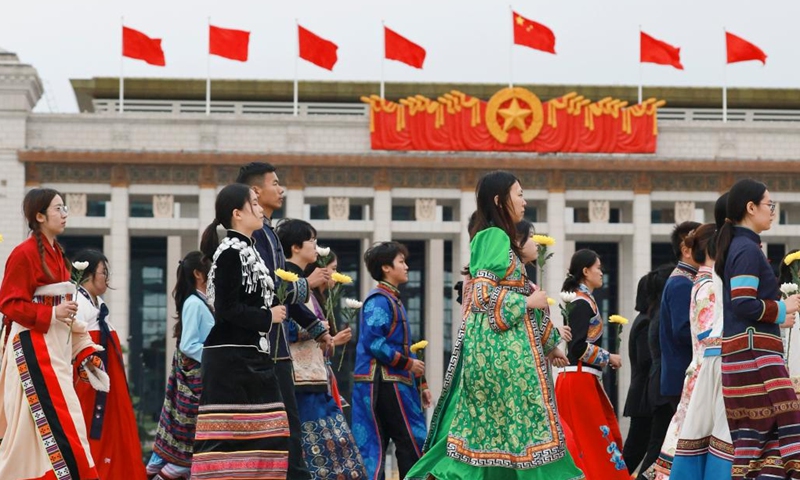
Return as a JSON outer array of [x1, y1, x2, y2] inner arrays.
[[720, 226, 800, 479], [556, 283, 629, 480], [670, 270, 733, 480], [285, 261, 366, 479], [406, 227, 583, 480], [190, 230, 290, 480], [0, 235, 103, 480], [73, 286, 146, 479], [147, 290, 215, 479], [255, 217, 326, 480], [351, 280, 428, 480], [653, 265, 720, 478]]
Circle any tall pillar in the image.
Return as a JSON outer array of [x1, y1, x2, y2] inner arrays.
[[373, 190, 392, 242], [107, 187, 130, 352], [424, 239, 445, 413], [455, 189, 476, 344], [198, 187, 216, 245], [632, 193, 652, 291], [545, 192, 567, 324], [284, 188, 304, 219], [0, 49, 43, 278]]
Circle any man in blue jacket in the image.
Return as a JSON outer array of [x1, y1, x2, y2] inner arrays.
[[237, 162, 333, 480]]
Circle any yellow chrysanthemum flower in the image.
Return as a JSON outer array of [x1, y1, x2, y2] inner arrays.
[[785, 251, 800, 266], [532, 234, 556, 247], [547, 298, 556, 306], [410, 340, 429, 354], [332, 272, 353, 284], [608, 314, 629, 325], [275, 268, 299, 283]]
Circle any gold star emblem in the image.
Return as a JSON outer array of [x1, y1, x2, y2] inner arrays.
[[498, 98, 532, 132], [516, 15, 525, 26], [485, 87, 544, 144]]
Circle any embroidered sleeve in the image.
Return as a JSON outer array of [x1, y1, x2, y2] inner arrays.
[[567, 299, 610, 367], [472, 271, 527, 333], [288, 302, 327, 340], [284, 277, 309, 305], [692, 279, 716, 335], [537, 308, 562, 356], [360, 295, 412, 370], [729, 247, 786, 324]]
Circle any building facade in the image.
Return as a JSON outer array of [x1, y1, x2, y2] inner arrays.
[[4, 48, 800, 440]]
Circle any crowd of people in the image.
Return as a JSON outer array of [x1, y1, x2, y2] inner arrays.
[[0, 168, 799, 480]]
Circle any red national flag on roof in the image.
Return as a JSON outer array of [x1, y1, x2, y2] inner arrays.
[[122, 26, 166, 66], [512, 11, 556, 54], [640, 31, 683, 70], [210, 25, 250, 62], [298, 25, 338, 70], [384, 26, 426, 69], [726, 31, 767, 64]]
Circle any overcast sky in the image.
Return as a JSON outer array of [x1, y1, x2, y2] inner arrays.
[[3, 0, 798, 113]]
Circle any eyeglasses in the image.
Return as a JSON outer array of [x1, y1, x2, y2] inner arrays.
[[49, 205, 69, 217], [304, 238, 318, 245], [766, 202, 777, 214]]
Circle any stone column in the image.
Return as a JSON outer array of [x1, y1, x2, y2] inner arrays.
[[545, 192, 567, 324], [284, 188, 304, 219], [198, 187, 216, 244], [107, 187, 130, 352], [373, 189, 392, 243], [424, 239, 445, 414], [0, 48, 43, 278]]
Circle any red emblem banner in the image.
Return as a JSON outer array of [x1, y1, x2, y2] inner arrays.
[[362, 87, 663, 154]]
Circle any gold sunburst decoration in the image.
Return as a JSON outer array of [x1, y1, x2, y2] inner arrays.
[[485, 87, 544, 144]]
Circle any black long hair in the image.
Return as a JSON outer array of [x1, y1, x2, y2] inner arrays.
[[470, 170, 522, 258], [709, 192, 730, 259], [173, 251, 211, 341], [714, 179, 767, 277], [562, 249, 600, 293], [200, 183, 254, 259]]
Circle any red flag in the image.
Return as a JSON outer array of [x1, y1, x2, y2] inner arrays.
[[122, 26, 165, 66], [298, 26, 338, 70], [210, 25, 250, 62], [726, 31, 766, 64], [384, 27, 426, 69], [640, 31, 683, 70], [512, 11, 556, 54]]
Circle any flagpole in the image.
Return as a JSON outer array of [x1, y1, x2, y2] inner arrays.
[[722, 27, 728, 123], [508, 5, 514, 88], [380, 20, 385, 99], [120, 16, 124, 114], [206, 17, 211, 116], [638, 25, 643, 104], [294, 19, 299, 116]]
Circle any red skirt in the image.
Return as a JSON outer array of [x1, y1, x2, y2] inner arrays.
[[556, 366, 630, 480], [74, 331, 146, 480]]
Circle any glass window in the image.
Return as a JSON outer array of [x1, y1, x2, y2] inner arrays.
[[128, 237, 167, 458]]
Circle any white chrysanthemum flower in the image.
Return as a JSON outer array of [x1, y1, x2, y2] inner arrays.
[[781, 283, 799, 296], [560, 291, 577, 303], [344, 298, 363, 309]]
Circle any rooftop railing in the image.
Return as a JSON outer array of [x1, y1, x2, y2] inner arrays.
[[90, 99, 800, 122]]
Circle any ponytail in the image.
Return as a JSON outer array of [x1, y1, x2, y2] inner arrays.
[[200, 219, 221, 260], [714, 222, 734, 277], [173, 251, 211, 342], [561, 249, 600, 293]]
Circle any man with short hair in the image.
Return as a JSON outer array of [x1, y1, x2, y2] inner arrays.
[[236, 162, 332, 480], [351, 241, 431, 480]]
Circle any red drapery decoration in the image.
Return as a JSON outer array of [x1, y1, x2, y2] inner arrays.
[[362, 88, 663, 154]]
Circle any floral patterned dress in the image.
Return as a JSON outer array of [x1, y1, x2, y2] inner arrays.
[[406, 227, 583, 480], [653, 265, 719, 478]]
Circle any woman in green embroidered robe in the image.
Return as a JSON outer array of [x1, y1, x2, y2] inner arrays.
[[406, 171, 584, 480]]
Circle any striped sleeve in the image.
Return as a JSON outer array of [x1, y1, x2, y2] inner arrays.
[[730, 275, 786, 325]]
